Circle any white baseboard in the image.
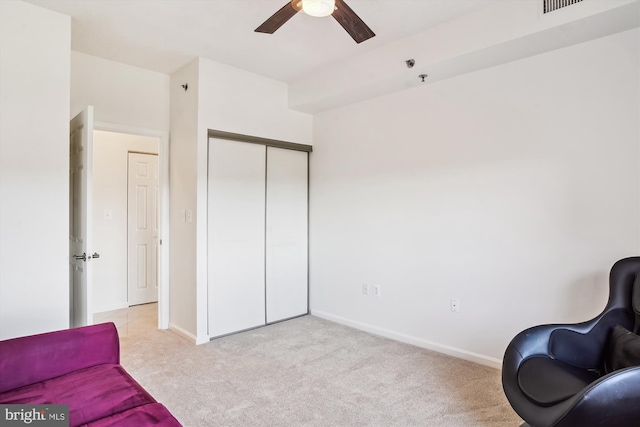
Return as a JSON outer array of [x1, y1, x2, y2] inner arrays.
[[169, 323, 198, 343], [311, 310, 502, 369], [195, 334, 210, 345]]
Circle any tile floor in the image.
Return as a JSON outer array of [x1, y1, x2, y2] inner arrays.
[[93, 302, 158, 337]]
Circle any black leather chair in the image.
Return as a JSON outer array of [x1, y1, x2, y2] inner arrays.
[[502, 257, 640, 427]]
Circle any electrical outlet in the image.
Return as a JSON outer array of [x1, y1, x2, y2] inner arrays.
[[451, 298, 460, 313], [373, 284, 381, 297], [362, 283, 369, 296]]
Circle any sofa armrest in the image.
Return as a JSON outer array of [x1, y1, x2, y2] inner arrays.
[[0, 322, 119, 393]]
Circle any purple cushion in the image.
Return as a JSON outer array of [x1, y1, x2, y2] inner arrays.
[[79, 403, 182, 427], [0, 364, 156, 427], [0, 323, 119, 393]]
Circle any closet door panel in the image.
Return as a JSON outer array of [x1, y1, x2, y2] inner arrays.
[[208, 138, 266, 337], [266, 147, 308, 323]]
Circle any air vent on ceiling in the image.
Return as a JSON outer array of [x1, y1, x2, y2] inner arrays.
[[544, 0, 583, 14]]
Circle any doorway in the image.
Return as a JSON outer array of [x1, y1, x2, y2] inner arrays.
[[91, 130, 158, 310], [69, 109, 170, 330], [92, 123, 169, 329]]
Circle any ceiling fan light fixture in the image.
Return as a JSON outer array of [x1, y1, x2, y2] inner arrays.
[[302, 0, 335, 17], [256, 0, 375, 43]]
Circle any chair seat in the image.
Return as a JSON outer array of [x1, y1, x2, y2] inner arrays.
[[0, 364, 156, 427], [80, 403, 181, 427], [517, 356, 600, 406]]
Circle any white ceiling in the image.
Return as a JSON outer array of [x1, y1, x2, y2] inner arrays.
[[24, 0, 500, 82]]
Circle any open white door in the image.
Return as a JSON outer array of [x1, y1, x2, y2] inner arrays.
[[69, 107, 95, 328]]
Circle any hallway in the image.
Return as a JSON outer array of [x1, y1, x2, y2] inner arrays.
[[93, 303, 157, 337]]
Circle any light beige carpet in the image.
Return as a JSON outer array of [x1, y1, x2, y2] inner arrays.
[[119, 315, 523, 427]]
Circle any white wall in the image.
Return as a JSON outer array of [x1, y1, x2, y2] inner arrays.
[[71, 51, 170, 132], [169, 59, 200, 340], [198, 58, 313, 145], [310, 28, 640, 366], [168, 57, 313, 342], [0, 1, 71, 340], [92, 130, 158, 313]]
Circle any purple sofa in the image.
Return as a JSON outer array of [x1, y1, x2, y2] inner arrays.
[[0, 323, 181, 426]]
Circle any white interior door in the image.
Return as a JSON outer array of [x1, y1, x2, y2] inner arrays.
[[266, 147, 309, 323], [69, 107, 94, 328], [208, 138, 266, 337], [127, 152, 159, 306]]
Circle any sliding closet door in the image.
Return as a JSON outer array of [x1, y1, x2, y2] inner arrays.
[[208, 138, 266, 337], [266, 147, 308, 323]]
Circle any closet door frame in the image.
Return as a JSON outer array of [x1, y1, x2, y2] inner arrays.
[[207, 129, 312, 338], [208, 130, 313, 153]]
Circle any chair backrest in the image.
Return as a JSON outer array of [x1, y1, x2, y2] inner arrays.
[[547, 257, 640, 370], [549, 308, 633, 369], [0, 322, 119, 393], [633, 274, 640, 333], [606, 257, 640, 313]]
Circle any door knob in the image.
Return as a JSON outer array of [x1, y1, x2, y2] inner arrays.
[[73, 253, 87, 262]]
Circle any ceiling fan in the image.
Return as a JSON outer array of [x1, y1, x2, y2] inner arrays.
[[255, 0, 376, 44]]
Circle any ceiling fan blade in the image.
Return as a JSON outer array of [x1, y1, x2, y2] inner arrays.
[[255, 2, 299, 34], [332, 0, 375, 43]]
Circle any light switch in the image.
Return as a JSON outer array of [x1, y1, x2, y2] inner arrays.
[[186, 210, 193, 223], [180, 210, 186, 223], [103, 210, 113, 220]]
